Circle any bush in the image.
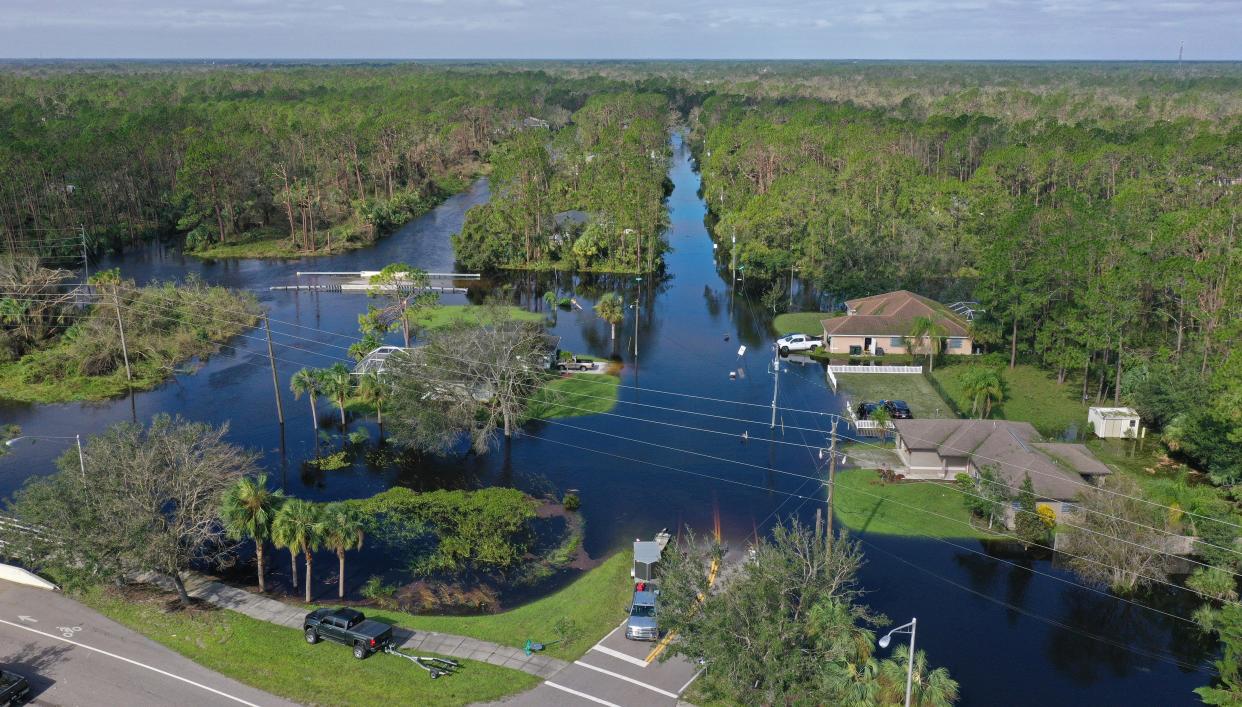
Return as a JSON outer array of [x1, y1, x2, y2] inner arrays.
[[562, 492, 581, 511]]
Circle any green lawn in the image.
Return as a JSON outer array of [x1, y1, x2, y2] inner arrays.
[[410, 304, 543, 330], [81, 587, 538, 707], [836, 373, 953, 419], [526, 373, 621, 420], [930, 363, 1088, 437], [833, 469, 996, 539], [372, 550, 633, 661], [773, 311, 839, 336]]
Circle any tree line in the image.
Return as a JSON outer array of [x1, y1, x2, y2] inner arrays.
[[453, 92, 673, 273], [0, 67, 646, 256], [693, 94, 1240, 484]]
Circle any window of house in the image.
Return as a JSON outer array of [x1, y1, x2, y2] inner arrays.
[[948, 338, 964, 350], [889, 337, 903, 347]]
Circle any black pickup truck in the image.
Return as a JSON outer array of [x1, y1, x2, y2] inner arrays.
[[0, 669, 30, 705], [303, 608, 394, 660]]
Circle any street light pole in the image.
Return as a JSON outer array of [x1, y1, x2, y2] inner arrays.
[[878, 617, 917, 707], [6, 434, 86, 480]]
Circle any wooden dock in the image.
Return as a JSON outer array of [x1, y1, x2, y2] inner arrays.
[[270, 283, 467, 293]]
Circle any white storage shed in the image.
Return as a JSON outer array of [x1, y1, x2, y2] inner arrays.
[[1088, 407, 1141, 439]]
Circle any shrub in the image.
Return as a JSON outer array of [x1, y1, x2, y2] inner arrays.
[[563, 492, 581, 511]]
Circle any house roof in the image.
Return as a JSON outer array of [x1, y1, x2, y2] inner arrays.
[[1089, 406, 1139, 419], [893, 419, 1109, 500], [822, 290, 970, 338]]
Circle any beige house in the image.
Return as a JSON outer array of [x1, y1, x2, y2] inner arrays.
[[892, 419, 1112, 524], [821, 290, 973, 356]]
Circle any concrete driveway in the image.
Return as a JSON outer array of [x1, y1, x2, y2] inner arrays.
[[0, 582, 296, 707]]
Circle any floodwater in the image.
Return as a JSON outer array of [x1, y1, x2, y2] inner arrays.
[[0, 133, 1211, 705]]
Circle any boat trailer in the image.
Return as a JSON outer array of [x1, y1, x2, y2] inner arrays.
[[383, 645, 461, 678]]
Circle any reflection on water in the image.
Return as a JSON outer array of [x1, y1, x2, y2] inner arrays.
[[0, 134, 1213, 705]]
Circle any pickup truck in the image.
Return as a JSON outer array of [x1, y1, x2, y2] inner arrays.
[[556, 355, 596, 371], [304, 607, 394, 659], [0, 669, 30, 705], [776, 333, 822, 355], [624, 590, 660, 641]]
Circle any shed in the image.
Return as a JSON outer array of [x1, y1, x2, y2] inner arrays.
[[632, 541, 664, 582], [1088, 407, 1141, 439]]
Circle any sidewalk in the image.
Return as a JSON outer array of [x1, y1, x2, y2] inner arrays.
[[134, 571, 569, 679]]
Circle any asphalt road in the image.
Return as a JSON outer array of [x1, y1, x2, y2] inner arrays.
[[0, 582, 297, 707]]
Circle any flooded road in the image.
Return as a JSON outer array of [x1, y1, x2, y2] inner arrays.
[[0, 133, 1212, 705]]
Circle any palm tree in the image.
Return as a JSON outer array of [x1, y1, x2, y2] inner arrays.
[[322, 503, 366, 599], [320, 363, 353, 428], [878, 645, 960, 707], [961, 367, 1004, 418], [290, 367, 324, 434], [356, 371, 387, 428], [272, 498, 325, 601], [870, 405, 892, 439], [220, 474, 285, 593], [907, 315, 948, 371], [595, 293, 625, 341]]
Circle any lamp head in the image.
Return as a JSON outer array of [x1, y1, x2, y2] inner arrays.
[[878, 634, 891, 649], [4, 438, 20, 447]]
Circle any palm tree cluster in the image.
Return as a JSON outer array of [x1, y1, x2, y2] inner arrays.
[[289, 365, 389, 434], [221, 475, 366, 602], [959, 367, 1004, 418]]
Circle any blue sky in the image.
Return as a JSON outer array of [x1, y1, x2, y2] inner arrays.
[[1, 0, 1239, 60]]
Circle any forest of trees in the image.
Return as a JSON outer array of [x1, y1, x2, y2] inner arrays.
[[693, 94, 1240, 484], [452, 91, 672, 272], [0, 66, 645, 257]]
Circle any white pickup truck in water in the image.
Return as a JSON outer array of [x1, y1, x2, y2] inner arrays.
[[776, 333, 822, 354]]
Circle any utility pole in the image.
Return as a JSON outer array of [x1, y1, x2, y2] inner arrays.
[[79, 225, 88, 284], [825, 417, 839, 541], [730, 227, 737, 286], [633, 276, 642, 358], [263, 314, 285, 426], [769, 345, 780, 429], [113, 291, 132, 383]]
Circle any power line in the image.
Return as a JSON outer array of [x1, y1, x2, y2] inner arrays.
[[7, 289, 1242, 566]]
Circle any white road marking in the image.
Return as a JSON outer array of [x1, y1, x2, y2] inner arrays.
[[677, 668, 704, 695], [589, 644, 650, 668], [574, 660, 678, 698], [17, 615, 36, 623], [0, 618, 263, 707], [545, 681, 623, 707]]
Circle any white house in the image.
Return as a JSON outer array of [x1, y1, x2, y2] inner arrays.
[[1087, 407, 1141, 439]]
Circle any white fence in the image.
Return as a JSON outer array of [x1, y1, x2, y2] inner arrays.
[[827, 365, 923, 374], [826, 367, 839, 392]]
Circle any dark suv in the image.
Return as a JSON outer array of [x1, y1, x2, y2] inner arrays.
[[883, 400, 913, 419]]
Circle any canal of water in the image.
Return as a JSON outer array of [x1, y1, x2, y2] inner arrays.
[[0, 132, 1212, 705]]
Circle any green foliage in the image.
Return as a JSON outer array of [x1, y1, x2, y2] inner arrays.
[[562, 492, 581, 512], [1012, 475, 1049, 548], [219, 474, 286, 593], [1186, 567, 1240, 604], [5, 415, 256, 603], [344, 487, 537, 576], [0, 276, 260, 403], [360, 576, 399, 610], [304, 450, 350, 471], [660, 521, 957, 705], [931, 364, 1085, 437], [453, 93, 671, 272], [955, 466, 1009, 530], [1195, 604, 1242, 706]]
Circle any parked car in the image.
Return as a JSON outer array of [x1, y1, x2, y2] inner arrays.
[[557, 355, 595, 371], [625, 590, 660, 641], [0, 669, 30, 705], [883, 400, 913, 419], [856, 401, 879, 420], [776, 333, 821, 355], [303, 607, 394, 659]]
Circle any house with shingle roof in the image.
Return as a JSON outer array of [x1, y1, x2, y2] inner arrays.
[[891, 418, 1111, 524], [821, 290, 974, 356]]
